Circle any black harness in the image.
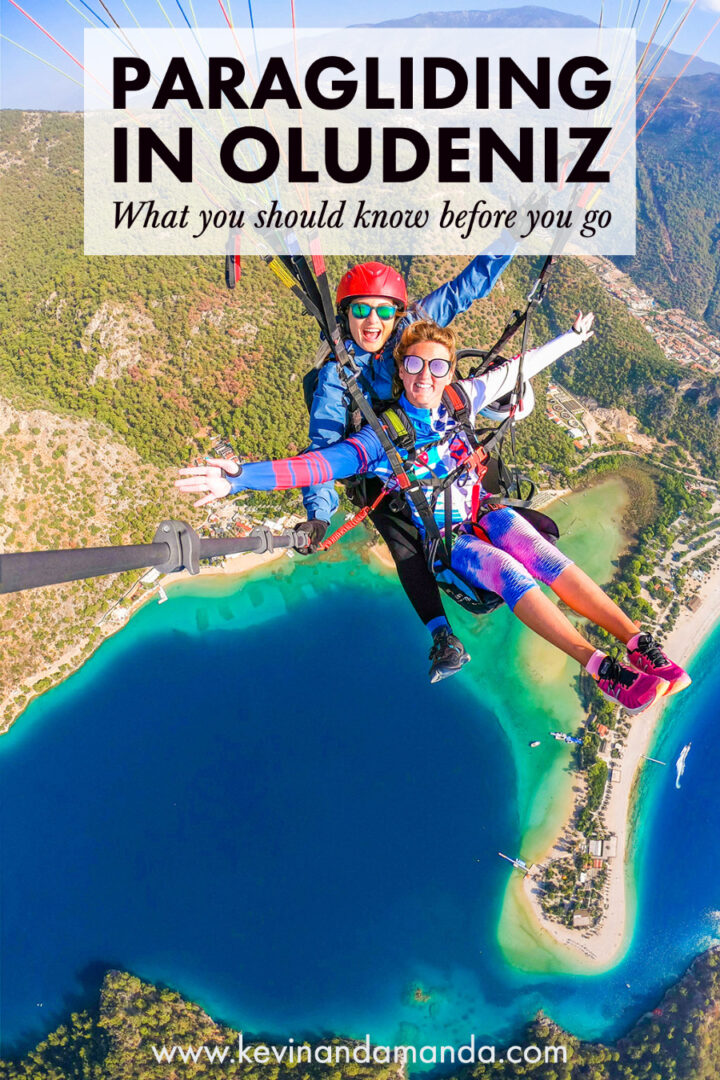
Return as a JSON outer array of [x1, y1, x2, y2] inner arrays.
[[374, 385, 559, 615]]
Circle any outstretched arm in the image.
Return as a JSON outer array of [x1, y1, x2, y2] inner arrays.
[[417, 236, 516, 327], [467, 311, 594, 414], [176, 430, 380, 507]]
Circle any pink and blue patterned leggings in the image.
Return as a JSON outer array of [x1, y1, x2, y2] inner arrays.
[[451, 506, 573, 610]]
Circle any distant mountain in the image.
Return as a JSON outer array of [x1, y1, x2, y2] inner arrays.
[[354, 9, 720, 330], [355, 5, 595, 29], [354, 7, 720, 77]]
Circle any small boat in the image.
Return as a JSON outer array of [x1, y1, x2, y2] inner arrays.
[[529, 740, 541, 748], [550, 731, 583, 746], [498, 851, 531, 873]]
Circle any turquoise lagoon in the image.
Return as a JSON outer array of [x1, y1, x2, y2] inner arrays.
[[2, 479, 719, 1058]]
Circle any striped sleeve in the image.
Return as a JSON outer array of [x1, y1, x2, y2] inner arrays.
[[227, 436, 373, 494]]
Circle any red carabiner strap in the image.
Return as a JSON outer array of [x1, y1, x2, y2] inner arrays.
[[318, 486, 389, 550]]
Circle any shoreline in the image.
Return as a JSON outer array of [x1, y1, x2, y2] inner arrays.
[[0, 545, 290, 736], [367, 541, 396, 572], [159, 545, 290, 589], [5, 486, 720, 972], [518, 555, 720, 970]]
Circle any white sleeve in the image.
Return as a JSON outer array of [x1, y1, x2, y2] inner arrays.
[[462, 330, 587, 415]]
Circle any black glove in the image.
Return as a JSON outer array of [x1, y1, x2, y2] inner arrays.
[[295, 519, 329, 554]]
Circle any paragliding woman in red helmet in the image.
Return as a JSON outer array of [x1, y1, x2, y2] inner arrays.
[[215, 244, 514, 682], [300, 245, 515, 683]]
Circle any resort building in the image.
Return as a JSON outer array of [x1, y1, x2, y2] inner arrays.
[[587, 835, 618, 861], [604, 836, 618, 859]]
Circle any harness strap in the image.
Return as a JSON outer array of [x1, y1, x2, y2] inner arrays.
[[469, 255, 556, 378], [381, 407, 416, 453], [442, 382, 469, 418], [265, 254, 328, 332], [225, 233, 242, 289], [318, 485, 389, 550], [380, 387, 520, 565], [291, 235, 431, 520], [285, 236, 332, 316]]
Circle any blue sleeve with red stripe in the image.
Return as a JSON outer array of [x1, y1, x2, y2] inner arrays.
[[227, 427, 383, 494]]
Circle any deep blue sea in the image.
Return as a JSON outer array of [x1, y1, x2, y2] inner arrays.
[[2, 546, 719, 1061]]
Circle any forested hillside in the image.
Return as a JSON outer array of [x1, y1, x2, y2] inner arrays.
[[0, 392, 191, 729], [359, 13, 720, 329], [3, 948, 720, 1078], [2, 110, 719, 478], [532, 259, 720, 476], [617, 74, 720, 332]]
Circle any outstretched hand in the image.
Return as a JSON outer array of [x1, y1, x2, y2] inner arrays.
[[204, 456, 241, 476], [572, 310, 595, 342], [175, 459, 237, 507]]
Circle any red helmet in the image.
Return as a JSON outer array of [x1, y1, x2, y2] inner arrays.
[[336, 262, 407, 309]]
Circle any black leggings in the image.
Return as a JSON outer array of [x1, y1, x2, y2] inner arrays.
[[365, 479, 447, 627]]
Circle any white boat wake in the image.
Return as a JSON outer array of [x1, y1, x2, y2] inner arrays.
[[675, 743, 691, 789]]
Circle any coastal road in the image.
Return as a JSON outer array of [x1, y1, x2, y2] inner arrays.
[[569, 448, 719, 488]]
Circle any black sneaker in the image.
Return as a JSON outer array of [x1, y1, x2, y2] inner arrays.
[[428, 629, 471, 684]]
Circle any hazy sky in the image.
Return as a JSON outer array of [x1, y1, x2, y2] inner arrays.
[[1, 0, 719, 109]]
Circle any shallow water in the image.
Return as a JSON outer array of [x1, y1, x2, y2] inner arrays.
[[2, 478, 718, 1061]]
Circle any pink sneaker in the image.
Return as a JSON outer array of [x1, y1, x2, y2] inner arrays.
[[627, 633, 691, 697], [593, 653, 669, 714]]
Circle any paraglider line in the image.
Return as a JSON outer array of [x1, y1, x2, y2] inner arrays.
[[76, 0, 111, 28], [639, 0, 697, 103], [152, 0, 175, 30], [118, 0, 142, 27], [186, 0, 200, 29], [637, 13, 720, 140], [0, 33, 84, 86], [61, 0, 99, 29], [7, 0, 88, 72], [174, 0, 193, 30], [96, 0, 122, 27]]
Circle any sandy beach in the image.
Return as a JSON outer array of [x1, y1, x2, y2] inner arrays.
[[159, 545, 291, 587], [520, 555, 720, 969], [0, 543, 292, 734], [368, 541, 396, 572]]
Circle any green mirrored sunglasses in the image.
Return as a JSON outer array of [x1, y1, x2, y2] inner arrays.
[[349, 302, 398, 321]]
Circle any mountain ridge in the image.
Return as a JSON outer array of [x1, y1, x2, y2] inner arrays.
[[353, 7, 720, 77]]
